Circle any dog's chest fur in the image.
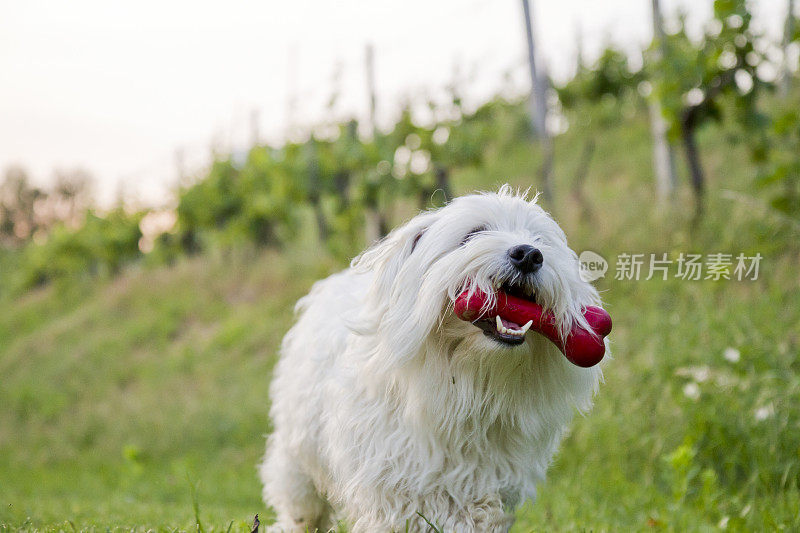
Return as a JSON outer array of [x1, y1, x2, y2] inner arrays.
[[287, 271, 576, 514]]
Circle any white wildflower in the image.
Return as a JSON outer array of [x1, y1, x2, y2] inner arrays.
[[754, 405, 774, 421], [724, 347, 741, 363], [683, 382, 701, 400], [693, 366, 710, 383]]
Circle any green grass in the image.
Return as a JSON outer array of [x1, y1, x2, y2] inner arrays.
[[2, 105, 800, 531], [0, 251, 339, 531]]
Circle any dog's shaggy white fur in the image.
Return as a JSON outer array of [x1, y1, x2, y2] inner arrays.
[[260, 187, 606, 532]]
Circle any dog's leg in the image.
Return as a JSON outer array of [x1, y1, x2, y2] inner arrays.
[[260, 439, 329, 532], [460, 498, 515, 533], [422, 495, 514, 533]]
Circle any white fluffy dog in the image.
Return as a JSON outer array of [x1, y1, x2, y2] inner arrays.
[[260, 186, 605, 532]]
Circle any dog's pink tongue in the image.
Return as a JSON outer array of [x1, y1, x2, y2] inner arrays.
[[454, 289, 611, 367]]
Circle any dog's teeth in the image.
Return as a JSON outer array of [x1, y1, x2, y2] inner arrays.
[[520, 320, 533, 334], [496, 315, 503, 331]]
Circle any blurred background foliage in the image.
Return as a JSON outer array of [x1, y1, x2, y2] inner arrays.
[[1, 0, 796, 294], [2, 0, 800, 530], [3, 1, 797, 296]]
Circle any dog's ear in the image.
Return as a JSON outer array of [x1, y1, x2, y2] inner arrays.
[[351, 210, 438, 302], [349, 210, 443, 375]]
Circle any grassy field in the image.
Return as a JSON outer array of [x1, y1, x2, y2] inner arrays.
[[2, 106, 800, 531]]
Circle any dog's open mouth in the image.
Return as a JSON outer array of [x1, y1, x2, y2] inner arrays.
[[473, 282, 536, 346], [453, 283, 612, 367]]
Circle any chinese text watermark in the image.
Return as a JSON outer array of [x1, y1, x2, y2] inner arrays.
[[579, 252, 762, 281]]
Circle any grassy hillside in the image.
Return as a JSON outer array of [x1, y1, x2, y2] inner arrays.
[[2, 106, 799, 531], [0, 251, 331, 529]]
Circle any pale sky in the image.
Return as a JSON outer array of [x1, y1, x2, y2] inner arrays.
[[0, 0, 788, 207]]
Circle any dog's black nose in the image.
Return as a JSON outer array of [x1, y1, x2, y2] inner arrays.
[[508, 245, 543, 273]]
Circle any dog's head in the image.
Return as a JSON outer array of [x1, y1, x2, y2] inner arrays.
[[352, 186, 602, 374]]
